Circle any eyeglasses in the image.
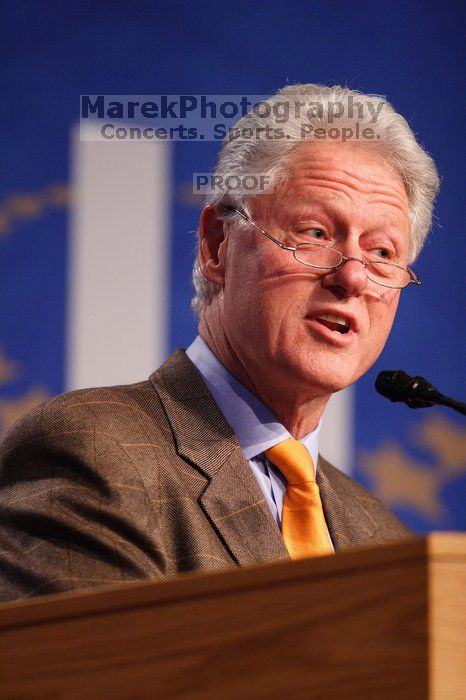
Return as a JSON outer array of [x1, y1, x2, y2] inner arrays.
[[224, 207, 420, 290]]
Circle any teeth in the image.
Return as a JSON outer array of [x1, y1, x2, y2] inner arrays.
[[317, 314, 350, 328], [315, 313, 351, 335]]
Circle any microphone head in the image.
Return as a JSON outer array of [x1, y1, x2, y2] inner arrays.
[[375, 369, 439, 408], [375, 370, 413, 402]]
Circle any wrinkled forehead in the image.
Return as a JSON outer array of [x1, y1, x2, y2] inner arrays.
[[251, 141, 410, 227]]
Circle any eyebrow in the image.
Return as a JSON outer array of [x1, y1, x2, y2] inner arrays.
[[285, 196, 407, 230]]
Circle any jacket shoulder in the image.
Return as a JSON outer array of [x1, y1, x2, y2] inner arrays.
[[0, 380, 167, 453]]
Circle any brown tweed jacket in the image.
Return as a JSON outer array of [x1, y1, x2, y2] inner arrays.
[[0, 350, 411, 602]]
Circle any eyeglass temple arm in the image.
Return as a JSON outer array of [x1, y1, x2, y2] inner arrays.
[[222, 206, 295, 251], [409, 270, 421, 285]]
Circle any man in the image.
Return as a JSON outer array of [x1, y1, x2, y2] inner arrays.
[[0, 84, 439, 602]]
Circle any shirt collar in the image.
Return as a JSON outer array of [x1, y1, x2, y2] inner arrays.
[[186, 336, 321, 467]]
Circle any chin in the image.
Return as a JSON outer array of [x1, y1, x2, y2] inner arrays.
[[287, 353, 361, 396]]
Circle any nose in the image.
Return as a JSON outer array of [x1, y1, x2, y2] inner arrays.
[[321, 254, 369, 297]]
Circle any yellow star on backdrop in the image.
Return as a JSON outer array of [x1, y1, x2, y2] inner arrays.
[[413, 415, 466, 475], [360, 442, 445, 521], [0, 387, 50, 439], [0, 349, 19, 385], [0, 182, 70, 240]]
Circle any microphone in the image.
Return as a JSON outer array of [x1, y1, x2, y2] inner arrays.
[[375, 370, 466, 416]]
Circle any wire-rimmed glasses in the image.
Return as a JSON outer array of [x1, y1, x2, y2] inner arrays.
[[224, 206, 420, 290]]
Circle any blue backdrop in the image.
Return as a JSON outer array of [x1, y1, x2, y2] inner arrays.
[[1, 0, 465, 533]]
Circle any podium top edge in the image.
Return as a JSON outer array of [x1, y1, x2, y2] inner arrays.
[[427, 531, 466, 556], [0, 533, 464, 630]]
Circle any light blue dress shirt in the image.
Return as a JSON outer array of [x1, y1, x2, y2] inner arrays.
[[186, 336, 322, 530]]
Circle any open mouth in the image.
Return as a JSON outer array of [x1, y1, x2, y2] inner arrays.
[[315, 314, 351, 335]]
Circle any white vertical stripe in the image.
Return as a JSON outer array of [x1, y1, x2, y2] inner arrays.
[[319, 387, 353, 474], [67, 124, 171, 390]]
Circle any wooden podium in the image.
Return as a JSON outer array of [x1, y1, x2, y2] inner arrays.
[[0, 534, 464, 699]]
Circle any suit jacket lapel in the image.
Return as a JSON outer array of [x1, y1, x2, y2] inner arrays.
[[150, 350, 289, 566], [317, 456, 378, 551]]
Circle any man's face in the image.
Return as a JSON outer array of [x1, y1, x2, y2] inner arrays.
[[216, 141, 411, 401]]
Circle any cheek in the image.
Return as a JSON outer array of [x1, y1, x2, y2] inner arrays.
[[224, 244, 297, 318], [369, 289, 400, 348], [222, 268, 271, 344], [381, 288, 400, 321]]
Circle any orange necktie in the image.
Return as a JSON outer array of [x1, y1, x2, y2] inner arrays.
[[265, 438, 333, 559]]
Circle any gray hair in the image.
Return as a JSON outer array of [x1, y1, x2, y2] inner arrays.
[[192, 83, 440, 314]]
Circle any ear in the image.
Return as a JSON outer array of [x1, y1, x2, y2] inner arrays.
[[198, 206, 228, 287]]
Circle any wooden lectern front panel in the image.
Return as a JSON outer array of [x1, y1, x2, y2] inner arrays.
[[0, 534, 464, 699]]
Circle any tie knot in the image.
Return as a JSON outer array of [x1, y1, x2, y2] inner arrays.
[[265, 438, 315, 485]]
